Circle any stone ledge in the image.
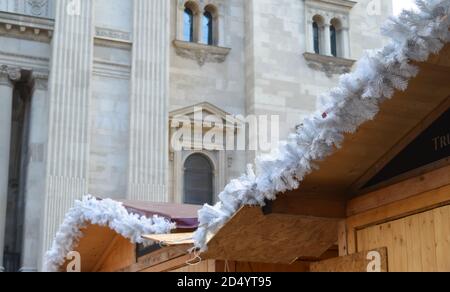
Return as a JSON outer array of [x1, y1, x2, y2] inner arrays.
[[0, 11, 54, 42], [173, 40, 231, 66], [303, 52, 356, 77]]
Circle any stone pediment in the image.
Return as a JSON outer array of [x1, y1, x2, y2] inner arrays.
[[170, 102, 242, 128]]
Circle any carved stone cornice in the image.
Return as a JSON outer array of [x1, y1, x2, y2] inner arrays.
[[0, 65, 22, 87], [173, 40, 231, 66], [303, 52, 355, 78], [0, 11, 54, 43], [308, 0, 357, 9]]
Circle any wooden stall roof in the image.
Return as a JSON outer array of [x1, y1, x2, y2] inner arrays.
[[62, 224, 126, 272], [202, 206, 340, 264], [119, 200, 201, 229], [143, 233, 195, 246], [61, 201, 201, 272], [194, 44, 450, 264], [285, 44, 450, 200]]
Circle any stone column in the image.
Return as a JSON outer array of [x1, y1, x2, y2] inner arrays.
[[323, 23, 332, 56], [306, 20, 315, 53], [20, 73, 48, 273], [176, 3, 185, 41], [39, 0, 94, 270], [341, 27, 351, 59], [217, 12, 225, 47], [0, 66, 20, 272], [128, 0, 169, 202]]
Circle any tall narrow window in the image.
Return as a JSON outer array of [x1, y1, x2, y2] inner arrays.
[[330, 25, 337, 57], [202, 11, 214, 45], [184, 154, 214, 205], [313, 22, 320, 54], [183, 8, 194, 42]]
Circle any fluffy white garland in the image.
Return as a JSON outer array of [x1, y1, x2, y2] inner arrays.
[[193, 0, 450, 251], [44, 196, 176, 272]]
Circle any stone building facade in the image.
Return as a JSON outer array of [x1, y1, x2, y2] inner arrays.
[[0, 0, 392, 272]]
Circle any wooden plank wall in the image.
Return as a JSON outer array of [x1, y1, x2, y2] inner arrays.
[[97, 237, 135, 272], [170, 260, 217, 272], [356, 205, 450, 272], [310, 248, 388, 272]]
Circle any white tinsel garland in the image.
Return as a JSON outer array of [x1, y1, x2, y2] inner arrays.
[[193, 0, 450, 251], [44, 196, 176, 272]]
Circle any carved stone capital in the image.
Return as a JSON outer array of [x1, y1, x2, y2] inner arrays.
[[0, 65, 22, 87], [173, 40, 231, 66], [32, 71, 49, 90]]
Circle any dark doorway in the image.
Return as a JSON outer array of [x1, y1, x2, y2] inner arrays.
[[183, 154, 214, 205], [3, 71, 32, 272]]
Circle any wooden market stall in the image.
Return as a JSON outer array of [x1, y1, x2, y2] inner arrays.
[[59, 201, 315, 272], [139, 44, 450, 273], [59, 202, 200, 272], [186, 44, 450, 272], [56, 44, 450, 273]]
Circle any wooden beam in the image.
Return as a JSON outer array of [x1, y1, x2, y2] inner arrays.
[[142, 233, 194, 246], [337, 220, 348, 257], [138, 254, 194, 272], [266, 192, 346, 219], [347, 164, 450, 217], [310, 248, 388, 272], [348, 184, 450, 231]]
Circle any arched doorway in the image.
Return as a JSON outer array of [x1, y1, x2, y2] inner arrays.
[[183, 154, 214, 205]]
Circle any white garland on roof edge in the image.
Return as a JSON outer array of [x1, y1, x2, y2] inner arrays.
[[193, 0, 450, 251], [44, 196, 176, 272]]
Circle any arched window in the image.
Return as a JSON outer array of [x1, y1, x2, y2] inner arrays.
[[202, 5, 218, 46], [312, 15, 324, 55], [330, 18, 343, 58], [183, 8, 194, 42], [313, 22, 320, 54], [184, 154, 214, 205], [202, 10, 213, 45], [330, 25, 337, 57]]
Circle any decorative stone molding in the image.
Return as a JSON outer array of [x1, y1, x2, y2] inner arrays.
[[0, 0, 53, 18], [0, 50, 50, 76], [0, 11, 54, 42], [32, 70, 49, 90], [95, 27, 131, 42], [94, 27, 132, 50], [173, 40, 231, 66], [0, 64, 22, 86], [93, 59, 131, 80], [303, 52, 355, 77]]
